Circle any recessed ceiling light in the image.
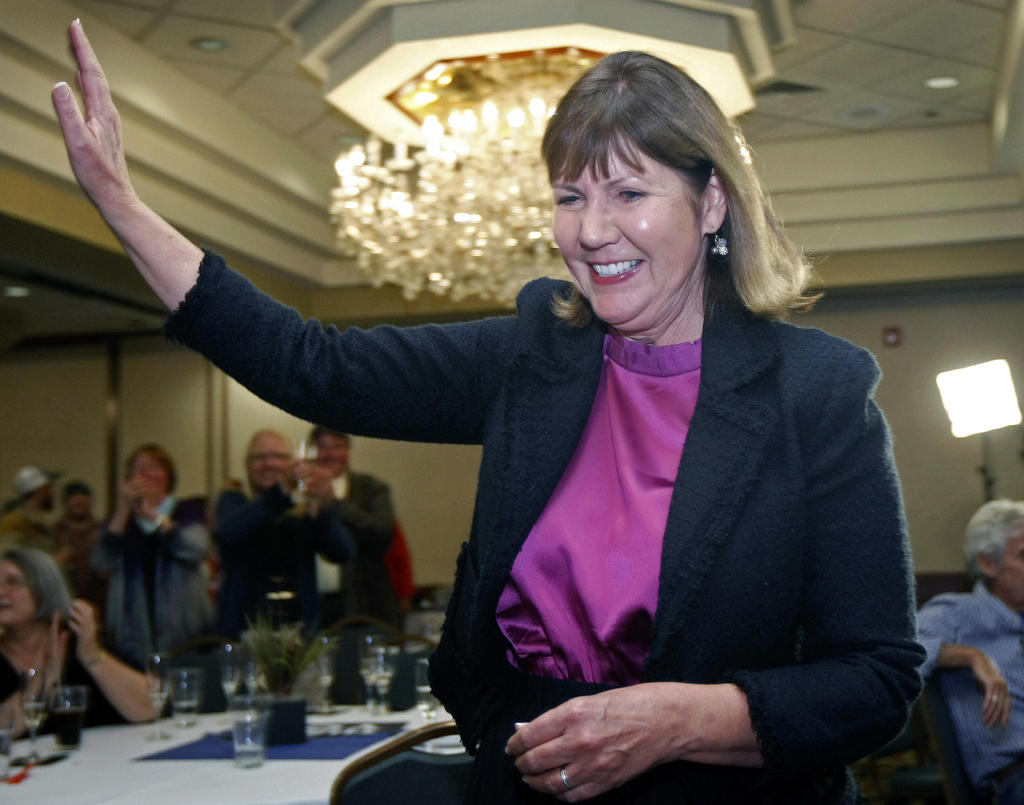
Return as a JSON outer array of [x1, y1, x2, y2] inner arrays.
[[4, 286, 30, 298], [839, 103, 887, 121], [190, 37, 228, 53], [924, 75, 960, 90]]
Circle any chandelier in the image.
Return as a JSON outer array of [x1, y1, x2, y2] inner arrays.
[[330, 48, 602, 304]]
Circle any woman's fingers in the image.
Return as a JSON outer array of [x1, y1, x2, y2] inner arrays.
[[52, 20, 135, 214], [69, 18, 113, 114]]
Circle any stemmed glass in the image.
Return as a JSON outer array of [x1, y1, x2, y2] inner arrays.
[[218, 643, 242, 701], [415, 657, 438, 721], [243, 656, 265, 695], [314, 636, 335, 714], [374, 647, 397, 714], [145, 652, 171, 741], [358, 634, 384, 714], [359, 636, 397, 715], [293, 441, 317, 506], [19, 668, 46, 764]]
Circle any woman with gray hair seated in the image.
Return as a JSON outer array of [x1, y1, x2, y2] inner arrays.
[[917, 499, 1022, 801], [0, 547, 155, 735]]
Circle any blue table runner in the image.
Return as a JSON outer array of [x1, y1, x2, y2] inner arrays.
[[138, 722, 406, 761]]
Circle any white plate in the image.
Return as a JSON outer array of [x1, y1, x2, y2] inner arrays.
[[413, 734, 466, 756]]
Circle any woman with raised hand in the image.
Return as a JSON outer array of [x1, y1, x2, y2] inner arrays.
[[53, 20, 922, 803]]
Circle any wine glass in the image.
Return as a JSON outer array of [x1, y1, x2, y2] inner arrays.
[[374, 647, 398, 713], [218, 643, 242, 701], [20, 668, 47, 764], [314, 636, 335, 714], [243, 656, 266, 695], [358, 634, 385, 714], [293, 441, 318, 505], [414, 657, 438, 721], [145, 652, 171, 741]]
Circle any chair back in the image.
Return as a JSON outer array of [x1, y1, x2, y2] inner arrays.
[[383, 634, 434, 712], [330, 720, 472, 805], [918, 674, 985, 805]]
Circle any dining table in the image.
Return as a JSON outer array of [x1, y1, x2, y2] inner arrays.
[[5, 705, 449, 805]]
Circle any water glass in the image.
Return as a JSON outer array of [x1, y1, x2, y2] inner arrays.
[[50, 685, 88, 749], [171, 667, 203, 727], [414, 657, 438, 720], [229, 695, 270, 769]]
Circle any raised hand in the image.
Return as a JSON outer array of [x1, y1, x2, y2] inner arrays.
[[51, 19, 137, 222], [49, 19, 204, 309]]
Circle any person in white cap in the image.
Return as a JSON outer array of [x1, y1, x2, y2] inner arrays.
[[0, 466, 60, 550]]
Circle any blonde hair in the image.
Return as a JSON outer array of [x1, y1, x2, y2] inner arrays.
[[542, 51, 816, 326]]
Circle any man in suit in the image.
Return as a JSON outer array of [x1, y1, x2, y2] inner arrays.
[[310, 427, 398, 626]]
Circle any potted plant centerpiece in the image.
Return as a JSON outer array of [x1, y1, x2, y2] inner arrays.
[[242, 616, 327, 745]]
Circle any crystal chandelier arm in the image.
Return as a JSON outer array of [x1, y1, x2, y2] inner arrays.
[[167, 250, 518, 445]]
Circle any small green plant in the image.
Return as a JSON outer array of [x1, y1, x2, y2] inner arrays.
[[242, 616, 325, 695]]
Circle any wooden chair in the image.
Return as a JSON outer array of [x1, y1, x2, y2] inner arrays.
[[329, 720, 472, 805]]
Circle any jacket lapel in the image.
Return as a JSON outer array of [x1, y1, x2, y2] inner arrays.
[[475, 306, 606, 616], [647, 310, 781, 676]]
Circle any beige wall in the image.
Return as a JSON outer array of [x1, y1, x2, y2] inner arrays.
[[801, 291, 1024, 572], [1, 287, 1022, 585]]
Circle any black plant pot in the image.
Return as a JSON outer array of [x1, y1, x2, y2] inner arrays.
[[267, 697, 306, 745]]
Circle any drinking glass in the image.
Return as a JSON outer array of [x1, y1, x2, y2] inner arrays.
[[414, 657, 438, 720], [146, 652, 171, 740], [170, 667, 203, 727], [19, 668, 46, 764], [218, 643, 242, 701], [50, 685, 88, 750], [228, 694, 270, 769]]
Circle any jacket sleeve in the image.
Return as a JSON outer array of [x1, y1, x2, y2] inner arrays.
[[729, 344, 924, 773], [310, 511, 356, 564], [165, 250, 515, 445]]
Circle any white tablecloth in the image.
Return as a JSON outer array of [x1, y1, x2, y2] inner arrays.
[[7, 707, 434, 805]]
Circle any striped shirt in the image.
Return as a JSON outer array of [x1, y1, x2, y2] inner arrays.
[[918, 581, 1024, 792]]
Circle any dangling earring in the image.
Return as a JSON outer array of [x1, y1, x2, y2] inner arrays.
[[710, 232, 729, 257]]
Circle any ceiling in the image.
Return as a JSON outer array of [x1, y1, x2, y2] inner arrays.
[[1, 0, 1023, 347]]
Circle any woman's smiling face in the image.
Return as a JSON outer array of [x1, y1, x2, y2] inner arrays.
[[552, 149, 726, 345], [0, 560, 36, 626]]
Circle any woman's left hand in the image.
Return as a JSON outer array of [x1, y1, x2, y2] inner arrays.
[[505, 683, 684, 801], [505, 682, 761, 801]]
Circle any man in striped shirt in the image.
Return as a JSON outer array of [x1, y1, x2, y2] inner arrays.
[[918, 499, 1023, 802]]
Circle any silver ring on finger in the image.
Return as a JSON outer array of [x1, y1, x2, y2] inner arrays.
[[559, 765, 573, 791]]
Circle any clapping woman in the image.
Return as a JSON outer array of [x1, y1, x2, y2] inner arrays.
[[93, 444, 212, 669], [54, 21, 923, 804]]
